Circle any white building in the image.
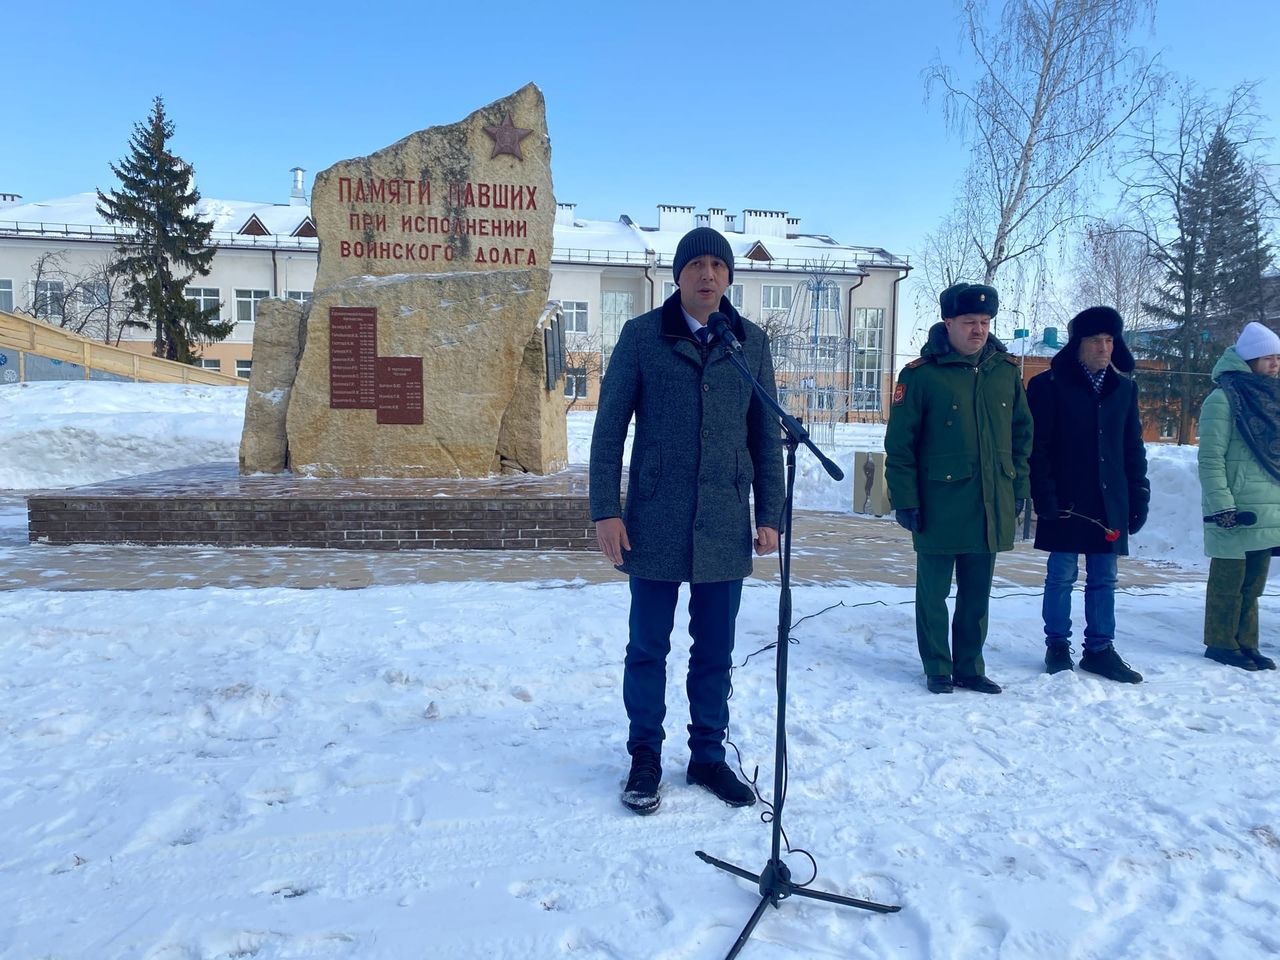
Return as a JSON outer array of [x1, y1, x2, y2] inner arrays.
[[0, 182, 909, 418]]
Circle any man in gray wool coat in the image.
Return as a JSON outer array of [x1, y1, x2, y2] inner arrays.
[[589, 226, 784, 816]]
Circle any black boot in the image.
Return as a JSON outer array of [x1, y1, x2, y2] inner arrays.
[[686, 760, 755, 807], [1242, 648, 1277, 670], [621, 747, 662, 815], [926, 674, 954, 694], [1205, 647, 1260, 671], [1045, 643, 1074, 674], [1079, 645, 1143, 683], [954, 674, 1002, 694]]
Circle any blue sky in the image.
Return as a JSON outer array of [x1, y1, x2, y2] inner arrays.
[[7, 0, 1279, 342]]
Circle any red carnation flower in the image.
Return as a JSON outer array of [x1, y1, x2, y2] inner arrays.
[[1061, 508, 1121, 542]]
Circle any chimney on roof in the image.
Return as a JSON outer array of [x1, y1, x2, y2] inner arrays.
[[707, 207, 727, 233], [555, 202, 577, 227], [289, 167, 307, 206], [786, 216, 801, 236], [0, 193, 21, 211], [657, 203, 695, 233], [742, 209, 788, 238]]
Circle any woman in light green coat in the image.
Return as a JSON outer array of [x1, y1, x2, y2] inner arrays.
[[1197, 322, 1280, 671]]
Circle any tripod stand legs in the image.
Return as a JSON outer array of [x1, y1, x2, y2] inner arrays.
[[697, 849, 899, 959]]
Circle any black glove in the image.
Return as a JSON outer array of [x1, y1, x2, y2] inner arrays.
[[1209, 509, 1238, 529], [1129, 509, 1148, 536], [1015, 498, 1027, 518], [895, 508, 921, 533], [1034, 498, 1059, 520]]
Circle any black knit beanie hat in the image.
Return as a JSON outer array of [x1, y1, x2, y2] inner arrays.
[[672, 227, 735, 285]]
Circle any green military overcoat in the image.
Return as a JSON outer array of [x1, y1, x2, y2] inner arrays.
[[884, 322, 1033, 554]]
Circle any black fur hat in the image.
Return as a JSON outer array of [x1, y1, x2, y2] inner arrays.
[[1067, 305, 1135, 372], [939, 282, 999, 319]]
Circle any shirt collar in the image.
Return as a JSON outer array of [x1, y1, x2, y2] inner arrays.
[[1080, 361, 1108, 393], [682, 305, 712, 339]]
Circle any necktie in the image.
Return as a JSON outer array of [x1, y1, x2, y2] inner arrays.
[[696, 327, 710, 345]]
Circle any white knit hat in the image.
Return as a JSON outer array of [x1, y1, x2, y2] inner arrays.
[[1235, 322, 1280, 361]]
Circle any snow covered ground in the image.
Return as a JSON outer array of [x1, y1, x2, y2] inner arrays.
[[2, 382, 1279, 960]]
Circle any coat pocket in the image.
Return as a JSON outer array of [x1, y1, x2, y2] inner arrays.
[[636, 446, 662, 500], [925, 454, 973, 484], [735, 450, 754, 502]]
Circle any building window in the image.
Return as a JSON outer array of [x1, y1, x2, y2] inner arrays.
[[561, 300, 588, 333], [815, 282, 840, 311], [853, 308, 885, 351], [564, 366, 587, 398], [762, 285, 793, 312], [235, 359, 253, 379], [80, 280, 109, 316], [34, 279, 65, 320], [234, 289, 269, 323], [186, 287, 221, 317], [1160, 419, 1176, 440], [195, 359, 222, 371], [662, 281, 678, 301], [286, 290, 313, 304], [851, 307, 887, 412], [0, 279, 14, 312]]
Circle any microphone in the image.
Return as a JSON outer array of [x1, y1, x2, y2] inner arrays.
[[708, 312, 742, 354]]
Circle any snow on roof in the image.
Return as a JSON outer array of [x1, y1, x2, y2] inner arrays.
[[1006, 334, 1062, 357], [2, 195, 908, 271], [2, 193, 315, 240]]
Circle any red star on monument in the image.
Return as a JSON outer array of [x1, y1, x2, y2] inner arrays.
[[484, 113, 533, 161]]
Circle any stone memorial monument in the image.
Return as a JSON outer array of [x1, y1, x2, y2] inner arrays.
[[30, 85, 593, 555], [240, 83, 566, 478]]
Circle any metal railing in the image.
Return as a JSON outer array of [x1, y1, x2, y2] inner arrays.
[[0, 219, 319, 251]]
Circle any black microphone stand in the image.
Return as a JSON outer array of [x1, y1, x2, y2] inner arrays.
[[696, 317, 900, 958]]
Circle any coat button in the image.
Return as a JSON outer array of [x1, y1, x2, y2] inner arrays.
[[695, 520, 704, 530], [945, 474, 952, 480], [945, 420, 952, 427], [702, 429, 709, 438]]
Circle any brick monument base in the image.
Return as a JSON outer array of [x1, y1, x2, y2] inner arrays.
[[26, 463, 596, 551]]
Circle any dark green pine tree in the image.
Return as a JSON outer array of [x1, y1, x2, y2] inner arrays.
[[1143, 126, 1274, 441], [96, 96, 232, 363]]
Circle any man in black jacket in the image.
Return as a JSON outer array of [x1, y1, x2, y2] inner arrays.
[[1027, 306, 1150, 682]]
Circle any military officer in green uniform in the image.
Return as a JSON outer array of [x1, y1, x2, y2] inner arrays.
[[885, 282, 1033, 694]]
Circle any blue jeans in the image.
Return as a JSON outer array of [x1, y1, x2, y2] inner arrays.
[[624, 577, 743, 763], [1042, 551, 1117, 651]]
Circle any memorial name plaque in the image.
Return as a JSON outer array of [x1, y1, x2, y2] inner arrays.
[[376, 357, 425, 425], [329, 306, 378, 409]]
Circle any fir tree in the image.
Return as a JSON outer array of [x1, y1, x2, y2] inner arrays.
[[1142, 126, 1274, 441], [96, 97, 231, 363]]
